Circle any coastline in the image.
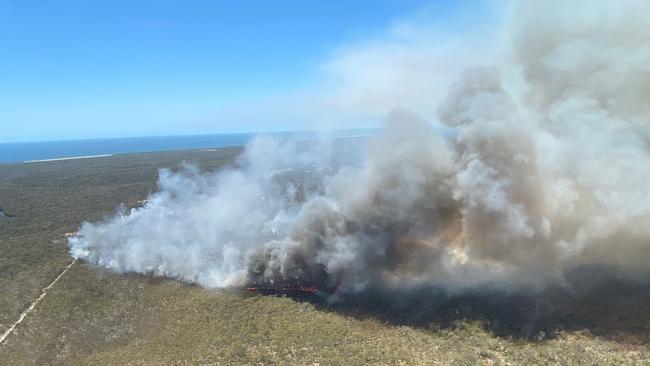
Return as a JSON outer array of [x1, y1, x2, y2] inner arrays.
[[23, 154, 114, 164], [0, 129, 375, 165]]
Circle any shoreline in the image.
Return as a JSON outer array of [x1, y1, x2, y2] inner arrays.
[[0, 145, 245, 166], [23, 154, 114, 164], [0, 135, 371, 166], [0, 129, 375, 166]]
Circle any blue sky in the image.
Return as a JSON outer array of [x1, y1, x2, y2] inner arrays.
[[0, 0, 494, 143]]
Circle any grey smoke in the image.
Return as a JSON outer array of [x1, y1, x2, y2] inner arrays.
[[69, 0, 650, 295]]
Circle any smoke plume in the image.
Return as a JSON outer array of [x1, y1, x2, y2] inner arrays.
[[69, 0, 650, 297]]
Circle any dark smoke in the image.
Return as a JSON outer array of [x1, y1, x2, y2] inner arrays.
[[70, 0, 650, 316]]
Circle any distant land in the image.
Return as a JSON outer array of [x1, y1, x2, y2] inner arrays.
[[0, 129, 375, 164]]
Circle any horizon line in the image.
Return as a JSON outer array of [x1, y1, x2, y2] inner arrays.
[[0, 127, 379, 145]]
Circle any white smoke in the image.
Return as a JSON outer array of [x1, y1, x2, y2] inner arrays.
[[69, 0, 650, 295]]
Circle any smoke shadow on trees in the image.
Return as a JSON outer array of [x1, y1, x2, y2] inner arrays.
[[263, 267, 650, 343]]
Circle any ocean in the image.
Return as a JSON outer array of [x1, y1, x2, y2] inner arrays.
[[0, 130, 373, 164]]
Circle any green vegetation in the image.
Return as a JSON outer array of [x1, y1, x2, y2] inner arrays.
[[1, 149, 649, 365], [0, 149, 240, 335]]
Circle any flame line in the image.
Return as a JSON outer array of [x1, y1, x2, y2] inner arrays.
[[245, 286, 318, 294]]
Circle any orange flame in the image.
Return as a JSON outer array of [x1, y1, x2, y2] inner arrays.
[[245, 286, 318, 294]]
